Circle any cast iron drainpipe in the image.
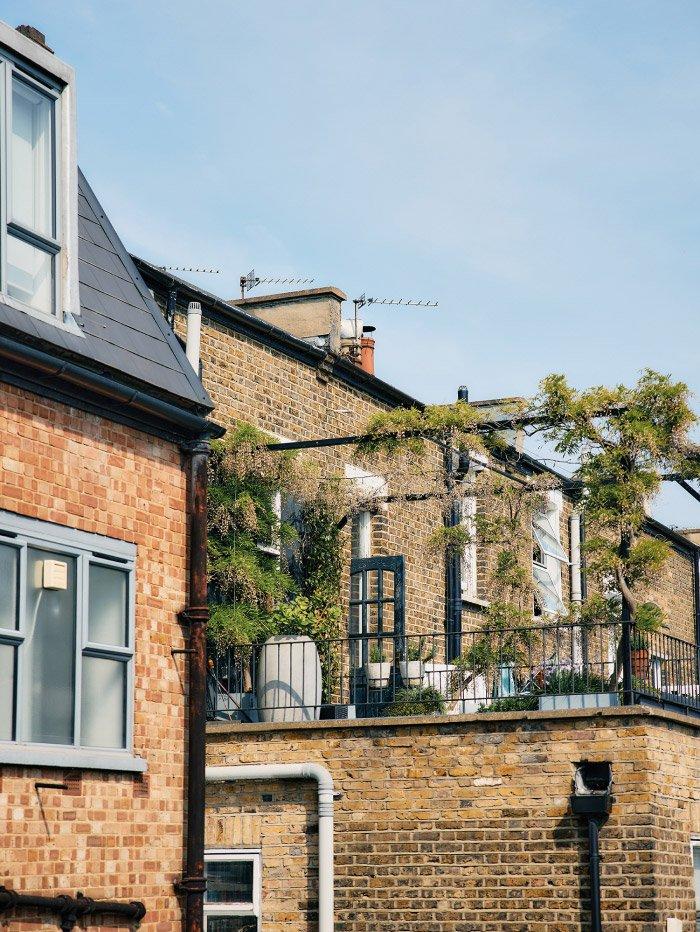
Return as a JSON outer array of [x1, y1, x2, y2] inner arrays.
[[0, 887, 146, 932], [206, 763, 337, 932], [175, 440, 211, 932], [571, 762, 613, 932]]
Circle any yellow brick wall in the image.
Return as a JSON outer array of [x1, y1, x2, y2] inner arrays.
[[0, 383, 188, 930], [207, 707, 700, 931], [174, 306, 697, 646], [175, 310, 446, 637]]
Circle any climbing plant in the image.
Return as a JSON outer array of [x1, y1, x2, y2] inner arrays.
[[207, 422, 347, 655]]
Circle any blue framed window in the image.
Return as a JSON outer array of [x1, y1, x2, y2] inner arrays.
[[0, 511, 140, 770]]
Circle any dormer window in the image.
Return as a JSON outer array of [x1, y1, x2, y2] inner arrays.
[[0, 21, 79, 325]]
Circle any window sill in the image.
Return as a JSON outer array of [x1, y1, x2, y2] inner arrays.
[[462, 596, 490, 609], [0, 743, 147, 773]]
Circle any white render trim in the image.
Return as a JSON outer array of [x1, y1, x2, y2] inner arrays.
[[0, 743, 146, 772], [344, 463, 388, 502]]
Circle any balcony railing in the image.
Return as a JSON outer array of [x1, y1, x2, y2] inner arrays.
[[206, 621, 700, 724]]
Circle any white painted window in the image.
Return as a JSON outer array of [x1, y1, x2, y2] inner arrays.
[[691, 838, 700, 931], [532, 490, 567, 616], [204, 850, 261, 932], [0, 511, 136, 766], [461, 495, 478, 601], [0, 22, 79, 326]]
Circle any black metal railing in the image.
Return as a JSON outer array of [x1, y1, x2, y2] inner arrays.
[[205, 622, 700, 724], [630, 628, 700, 713]]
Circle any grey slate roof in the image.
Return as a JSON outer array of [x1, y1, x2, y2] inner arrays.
[[0, 170, 212, 412]]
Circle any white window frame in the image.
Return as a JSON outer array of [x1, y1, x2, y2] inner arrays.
[[0, 510, 143, 772], [0, 20, 80, 329], [204, 849, 261, 930], [691, 837, 700, 930], [532, 490, 567, 616]]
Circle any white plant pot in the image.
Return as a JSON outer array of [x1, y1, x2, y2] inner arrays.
[[366, 661, 391, 689], [400, 659, 425, 687], [423, 662, 455, 697], [257, 635, 322, 723]]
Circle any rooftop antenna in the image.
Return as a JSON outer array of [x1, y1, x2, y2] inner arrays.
[[161, 266, 221, 274], [351, 293, 438, 356], [240, 269, 316, 299]]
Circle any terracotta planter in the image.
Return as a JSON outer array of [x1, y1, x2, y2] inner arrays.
[[631, 647, 650, 678]]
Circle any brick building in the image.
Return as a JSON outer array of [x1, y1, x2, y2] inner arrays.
[[0, 21, 219, 932], [133, 263, 700, 929]]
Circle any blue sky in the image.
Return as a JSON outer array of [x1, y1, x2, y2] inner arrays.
[[5, 1, 700, 525]]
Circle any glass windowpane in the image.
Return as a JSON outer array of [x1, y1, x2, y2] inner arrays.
[[693, 843, 700, 916], [206, 919, 257, 932], [533, 518, 568, 563], [533, 564, 565, 615], [205, 861, 254, 904], [80, 656, 126, 749], [0, 544, 19, 630], [22, 549, 76, 744], [0, 643, 16, 740], [11, 77, 54, 237], [7, 234, 53, 314], [89, 564, 128, 646]]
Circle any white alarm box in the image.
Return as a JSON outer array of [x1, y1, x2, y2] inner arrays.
[[42, 559, 68, 590]]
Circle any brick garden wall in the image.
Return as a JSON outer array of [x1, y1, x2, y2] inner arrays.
[[0, 383, 189, 930], [207, 707, 700, 932]]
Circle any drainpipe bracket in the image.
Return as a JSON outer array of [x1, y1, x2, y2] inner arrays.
[[174, 876, 207, 896], [178, 606, 209, 626]]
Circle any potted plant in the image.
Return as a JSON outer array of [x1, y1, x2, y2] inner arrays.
[[630, 630, 650, 678], [257, 595, 328, 723], [366, 644, 391, 689], [384, 686, 446, 717], [423, 646, 456, 698], [400, 640, 426, 687]]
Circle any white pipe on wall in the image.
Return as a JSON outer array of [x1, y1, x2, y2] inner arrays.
[[205, 762, 335, 932], [185, 301, 202, 372], [570, 511, 582, 605]]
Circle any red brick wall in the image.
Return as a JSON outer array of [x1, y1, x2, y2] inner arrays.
[[0, 383, 188, 930]]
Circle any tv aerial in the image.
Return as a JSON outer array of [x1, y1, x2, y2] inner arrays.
[[161, 266, 221, 275], [350, 293, 438, 354], [239, 269, 315, 299]]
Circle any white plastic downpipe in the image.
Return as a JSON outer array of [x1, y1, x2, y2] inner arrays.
[[570, 511, 582, 605], [185, 301, 202, 372], [570, 511, 583, 665], [206, 763, 335, 932]]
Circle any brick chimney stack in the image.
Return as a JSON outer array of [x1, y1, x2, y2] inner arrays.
[[16, 24, 53, 52]]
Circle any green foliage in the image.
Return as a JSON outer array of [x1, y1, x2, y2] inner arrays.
[[207, 422, 344, 653], [478, 695, 539, 713], [268, 594, 341, 642], [384, 686, 446, 717], [535, 369, 697, 633], [544, 669, 608, 695], [426, 524, 473, 556], [635, 601, 664, 634], [356, 401, 487, 456], [369, 644, 388, 663], [207, 425, 298, 652]]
